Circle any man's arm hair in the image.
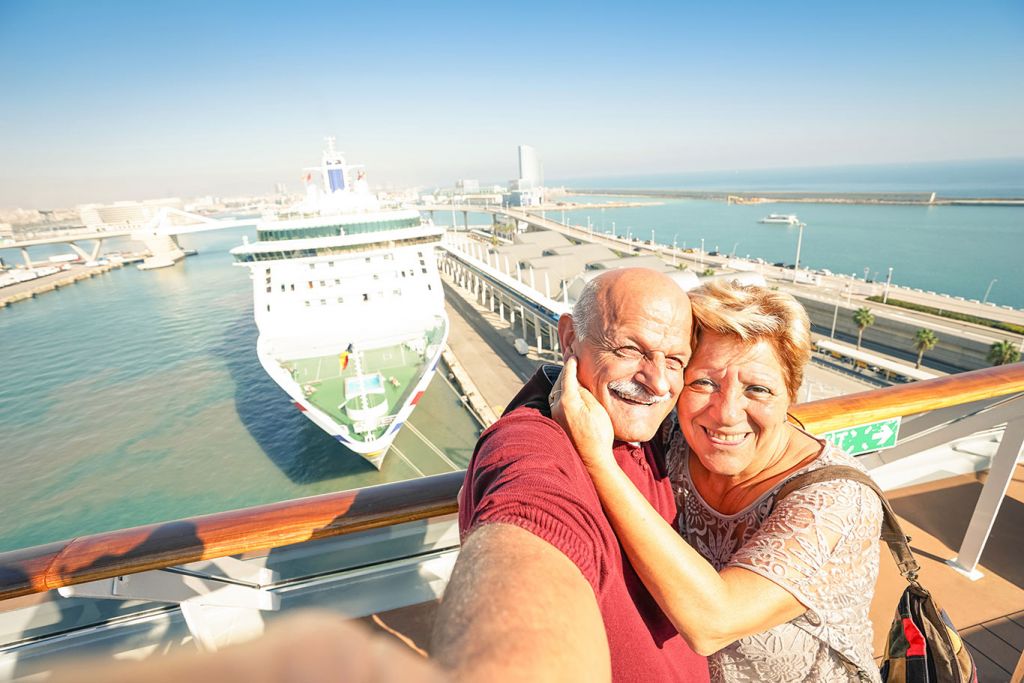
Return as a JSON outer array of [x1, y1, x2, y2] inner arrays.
[[431, 523, 611, 681]]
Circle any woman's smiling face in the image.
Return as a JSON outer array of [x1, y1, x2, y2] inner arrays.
[[678, 331, 793, 480]]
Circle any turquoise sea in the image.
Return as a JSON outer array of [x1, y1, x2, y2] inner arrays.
[[434, 197, 1024, 309], [0, 228, 480, 553]]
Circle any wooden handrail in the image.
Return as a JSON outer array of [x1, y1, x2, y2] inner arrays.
[[0, 363, 1022, 602], [791, 362, 1024, 433], [0, 471, 463, 602]]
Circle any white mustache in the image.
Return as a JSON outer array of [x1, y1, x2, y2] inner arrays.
[[607, 379, 670, 405]]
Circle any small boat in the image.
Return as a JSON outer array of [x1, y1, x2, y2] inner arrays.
[[758, 214, 800, 225]]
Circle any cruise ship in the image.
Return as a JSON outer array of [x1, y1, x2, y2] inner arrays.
[[758, 213, 800, 225], [230, 140, 448, 468]]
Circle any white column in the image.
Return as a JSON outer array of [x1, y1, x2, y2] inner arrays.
[[948, 416, 1024, 579]]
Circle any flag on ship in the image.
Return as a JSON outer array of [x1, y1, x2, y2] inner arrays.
[[339, 343, 354, 372]]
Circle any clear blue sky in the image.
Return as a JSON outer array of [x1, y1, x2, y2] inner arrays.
[[1, 0, 1022, 207]]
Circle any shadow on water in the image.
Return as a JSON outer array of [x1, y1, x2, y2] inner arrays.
[[215, 311, 379, 484]]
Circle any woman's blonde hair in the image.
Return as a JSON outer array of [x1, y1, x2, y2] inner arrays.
[[687, 279, 812, 401]]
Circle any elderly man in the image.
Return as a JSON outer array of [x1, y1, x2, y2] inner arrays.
[[432, 268, 708, 681]]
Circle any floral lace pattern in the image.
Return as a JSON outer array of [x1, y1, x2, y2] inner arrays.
[[662, 417, 883, 682]]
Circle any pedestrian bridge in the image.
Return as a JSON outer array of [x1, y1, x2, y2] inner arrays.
[[7, 208, 256, 269]]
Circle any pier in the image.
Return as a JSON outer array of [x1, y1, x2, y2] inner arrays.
[[567, 188, 1024, 207], [0, 261, 127, 308], [431, 203, 1022, 372]]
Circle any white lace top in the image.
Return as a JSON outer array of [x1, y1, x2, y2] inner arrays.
[[663, 421, 883, 682]]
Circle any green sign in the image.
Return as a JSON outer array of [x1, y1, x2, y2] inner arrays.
[[823, 417, 901, 456]]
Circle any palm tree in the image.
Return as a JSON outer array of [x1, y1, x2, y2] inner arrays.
[[913, 328, 938, 368], [987, 339, 1022, 366], [852, 307, 875, 349]]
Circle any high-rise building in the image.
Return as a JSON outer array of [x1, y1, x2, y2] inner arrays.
[[518, 145, 542, 187]]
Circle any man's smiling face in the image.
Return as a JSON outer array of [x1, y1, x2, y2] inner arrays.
[[559, 269, 692, 443]]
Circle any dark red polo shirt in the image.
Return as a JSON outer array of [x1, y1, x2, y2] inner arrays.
[[459, 366, 709, 682]]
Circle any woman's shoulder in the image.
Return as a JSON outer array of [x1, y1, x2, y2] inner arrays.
[[774, 442, 883, 527]]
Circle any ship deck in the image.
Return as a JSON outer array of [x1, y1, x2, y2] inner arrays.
[[285, 344, 425, 428]]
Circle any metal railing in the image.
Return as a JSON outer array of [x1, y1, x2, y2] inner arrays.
[[0, 363, 1022, 602]]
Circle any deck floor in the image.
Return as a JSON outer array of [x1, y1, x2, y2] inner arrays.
[[874, 463, 1024, 681], [363, 464, 1024, 681]]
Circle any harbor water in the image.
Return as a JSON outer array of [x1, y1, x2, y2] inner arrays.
[[0, 228, 481, 553], [436, 197, 1024, 309]]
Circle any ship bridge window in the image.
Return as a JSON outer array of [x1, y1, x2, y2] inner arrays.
[[334, 278, 340, 285], [280, 284, 286, 292], [290, 284, 295, 291], [362, 293, 369, 301]]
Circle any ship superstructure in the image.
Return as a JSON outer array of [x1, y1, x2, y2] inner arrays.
[[231, 139, 447, 468]]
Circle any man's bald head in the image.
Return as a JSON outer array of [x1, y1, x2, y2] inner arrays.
[[571, 269, 692, 343], [558, 268, 693, 442]]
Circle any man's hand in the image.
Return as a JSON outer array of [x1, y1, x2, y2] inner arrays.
[[550, 357, 616, 471]]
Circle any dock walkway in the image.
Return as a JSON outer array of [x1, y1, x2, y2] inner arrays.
[[0, 262, 123, 308], [441, 275, 543, 421]]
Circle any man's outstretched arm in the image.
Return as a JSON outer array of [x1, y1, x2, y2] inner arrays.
[[431, 523, 611, 681]]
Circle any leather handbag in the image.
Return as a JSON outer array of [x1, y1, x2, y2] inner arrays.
[[775, 465, 977, 683]]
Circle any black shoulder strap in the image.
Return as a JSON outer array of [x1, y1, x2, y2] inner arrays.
[[774, 465, 921, 583]]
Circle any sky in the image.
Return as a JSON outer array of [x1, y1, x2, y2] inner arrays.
[[1, 0, 1022, 208]]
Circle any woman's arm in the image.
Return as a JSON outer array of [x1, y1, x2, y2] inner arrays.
[[551, 358, 806, 655]]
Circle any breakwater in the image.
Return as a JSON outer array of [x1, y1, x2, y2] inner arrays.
[[567, 189, 1024, 207]]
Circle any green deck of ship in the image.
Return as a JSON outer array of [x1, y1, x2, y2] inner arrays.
[[284, 344, 427, 436]]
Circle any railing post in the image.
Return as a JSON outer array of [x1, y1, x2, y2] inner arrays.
[[947, 416, 1024, 580]]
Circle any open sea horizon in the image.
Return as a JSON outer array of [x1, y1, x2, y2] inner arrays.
[[553, 158, 1024, 198]]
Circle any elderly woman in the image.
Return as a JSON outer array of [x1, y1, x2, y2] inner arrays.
[[552, 279, 883, 682]]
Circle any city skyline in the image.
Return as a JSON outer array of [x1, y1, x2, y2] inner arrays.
[[1, 0, 1022, 207]]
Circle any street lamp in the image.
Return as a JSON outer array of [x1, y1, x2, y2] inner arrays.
[[700, 238, 705, 266], [830, 283, 850, 339], [983, 278, 998, 304], [672, 233, 678, 266], [883, 267, 894, 304], [792, 222, 805, 283]]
